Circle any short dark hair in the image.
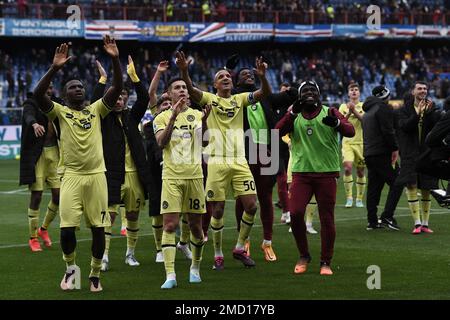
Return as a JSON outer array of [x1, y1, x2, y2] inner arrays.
[[157, 95, 171, 106], [348, 82, 359, 91], [412, 81, 428, 90], [279, 82, 290, 88], [62, 78, 83, 95], [166, 77, 185, 91]]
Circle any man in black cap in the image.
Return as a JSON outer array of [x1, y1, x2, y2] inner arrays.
[[362, 85, 403, 231]]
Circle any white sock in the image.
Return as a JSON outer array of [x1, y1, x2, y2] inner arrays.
[[422, 220, 429, 226], [235, 243, 245, 250], [214, 251, 223, 258], [102, 254, 109, 261], [306, 222, 312, 228], [263, 239, 272, 246], [126, 248, 135, 256], [167, 272, 176, 281], [190, 267, 200, 274], [414, 219, 422, 226]]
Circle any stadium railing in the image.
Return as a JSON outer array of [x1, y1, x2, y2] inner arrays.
[[0, 3, 448, 25]]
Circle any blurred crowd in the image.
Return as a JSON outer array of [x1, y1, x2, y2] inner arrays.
[[0, 41, 449, 124], [1, 0, 447, 24]]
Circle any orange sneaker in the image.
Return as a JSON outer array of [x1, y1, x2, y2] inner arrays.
[[261, 243, 277, 262], [29, 238, 42, 252], [294, 257, 310, 274], [244, 238, 251, 257], [38, 228, 52, 247], [120, 228, 127, 236], [320, 264, 333, 276]]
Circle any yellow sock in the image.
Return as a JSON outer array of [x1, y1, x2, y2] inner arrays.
[[421, 190, 431, 226], [104, 225, 112, 257], [356, 176, 366, 201], [237, 212, 255, 249], [28, 208, 40, 238], [63, 251, 76, 267], [89, 257, 102, 278], [210, 217, 224, 257], [162, 230, 176, 276], [152, 215, 163, 251], [42, 201, 58, 230], [190, 234, 205, 271], [306, 195, 316, 225], [406, 187, 421, 225], [343, 174, 353, 200], [126, 219, 139, 256], [120, 206, 126, 230], [180, 213, 190, 245]]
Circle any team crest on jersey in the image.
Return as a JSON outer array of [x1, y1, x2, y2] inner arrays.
[[207, 190, 214, 198], [82, 109, 90, 115], [231, 100, 237, 107], [162, 201, 169, 209], [187, 115, 195, 122], [251, 104, 257, 111], [306, 127, 313, 136]]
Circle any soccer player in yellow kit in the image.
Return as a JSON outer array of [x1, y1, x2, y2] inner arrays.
[[153, 78, 211, 289], [33, 36, 123, 293], [176, 51, 271, 270], [339, 83, 366, 208]]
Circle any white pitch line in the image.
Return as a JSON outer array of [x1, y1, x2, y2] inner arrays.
[[1, 211, 449, 250], [0, 188, 28, 194]]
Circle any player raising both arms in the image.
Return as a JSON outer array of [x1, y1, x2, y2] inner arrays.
[[33, 35, 123, 292], [176, 51, 271, 270]]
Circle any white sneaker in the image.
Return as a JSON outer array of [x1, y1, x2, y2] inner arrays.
[[280, 213, 287, 223], [345, 198, 353, 208], [176, 242, 192, 260], [155, 251, 164, 263], [285, 212, 291, 224], [125, 254, 140, 266], [288, 227, 292, 233], [355, 200, 364, 208], [307, 226, 318, 234], [60, 265, 81, 290], [100, 257, 109, 272]]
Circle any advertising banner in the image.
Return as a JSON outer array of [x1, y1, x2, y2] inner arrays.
[[0, 126, 21, 160], [4, 19, 84, 37]]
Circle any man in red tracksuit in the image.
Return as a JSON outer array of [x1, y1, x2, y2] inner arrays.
[[276, 80, 354, 275]]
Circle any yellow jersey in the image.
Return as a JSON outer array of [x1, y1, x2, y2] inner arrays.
[[153, 107, 203, 179], [339, 101, 364, 144], [46, 99, 111, 175], [199, 91, 252, 159]]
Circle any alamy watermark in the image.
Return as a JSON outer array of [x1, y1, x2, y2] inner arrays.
[[66, 5, 81, 30], [366, 265, 381, 290], [366, 5, 381, 30]]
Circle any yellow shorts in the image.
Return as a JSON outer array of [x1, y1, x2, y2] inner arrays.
[[30, 146, 61, 191], [342, 143, 365, 167], [161, 178, 206, 214], [109, 171, 145, 213], [287, 152, 293, 185], [59, 173, 110, 229], [206, 162, 256, 201]]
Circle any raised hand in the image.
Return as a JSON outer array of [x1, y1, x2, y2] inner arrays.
[[52, 43, 72, 70], [127, 55, 140, 82], [103, 35, 119, 58], [202, 104, 212, 122], [253, 56, 267, 77], [322, 115, 339, 128], [347, 101, 356, 113], [96, 60, 107, 79], [157, 60, 170, 73], [175, 51, 191, 71], [172, 97, 186, 118]]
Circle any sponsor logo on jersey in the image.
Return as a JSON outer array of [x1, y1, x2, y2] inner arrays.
[[187, 115, 195, 122]]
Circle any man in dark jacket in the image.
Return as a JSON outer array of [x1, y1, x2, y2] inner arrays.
[[395, 82, 441, 234], [19, 86, 60, 252], [99, 56, 150, 271], [362, 85, 403, 231]]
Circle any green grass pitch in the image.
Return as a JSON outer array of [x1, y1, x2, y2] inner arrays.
[[1, 158, 450, 300]]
